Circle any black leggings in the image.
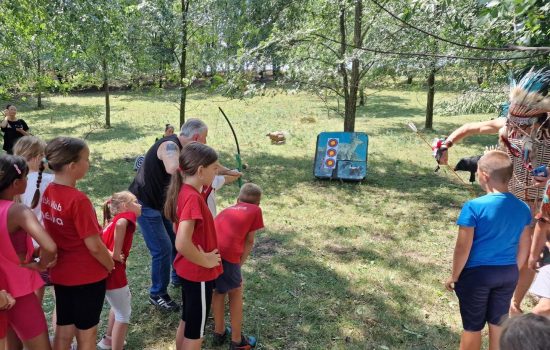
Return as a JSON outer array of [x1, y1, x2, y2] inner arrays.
[[180, 278, 214, 339]]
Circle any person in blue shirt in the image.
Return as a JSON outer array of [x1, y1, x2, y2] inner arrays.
[[445, 150, 532, 350]]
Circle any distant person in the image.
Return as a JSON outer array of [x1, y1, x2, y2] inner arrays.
[[155, 124, 176, 143], [500, 313, 550, 350], [164, 142, 222, 350], [1, 105, 30, 154], [445, 151, 532, 350], [212, 183, 264, 350]]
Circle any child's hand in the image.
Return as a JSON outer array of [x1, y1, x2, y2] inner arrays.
[[528, 254, 540, 271], [198, 245, 221, 268], [0, 290, 15, 310], [444, 276, 456, 292], [20, 261, 46, 272], [109, 250, 125, 263]]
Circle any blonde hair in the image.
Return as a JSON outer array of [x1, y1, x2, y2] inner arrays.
[[103, 191, 137, 226], [478, 150, 513, 184], [238, 183, 262, 204], [13, 136, 47, 209], [13, 136, 46, 161]]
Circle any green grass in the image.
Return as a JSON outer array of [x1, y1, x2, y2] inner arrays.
[[1, 87, 523, 349]]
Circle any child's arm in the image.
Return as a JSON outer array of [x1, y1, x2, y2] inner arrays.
[[84, 235, 115, 273], [240, 231, 257, 265], [445, 226, 473, 291], [528, 222, 547, 270], [14, 204, 56, 269], [175, 220, 220, 268], [111, 219, 128, 263], [517, 225, 532, 269]]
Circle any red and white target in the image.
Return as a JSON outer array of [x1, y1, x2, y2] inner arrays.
[[323, 138, 339, 169]]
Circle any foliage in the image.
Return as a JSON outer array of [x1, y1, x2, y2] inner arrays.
[[435, 87, 507, 115]]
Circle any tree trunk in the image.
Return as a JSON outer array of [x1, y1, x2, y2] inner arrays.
[[179, 0, 190, 127], [343, 0, 362, 132], [102, 58, 111, 128], [425, 69, 435, 130], [37, 57, 43, 109], [359, 87, 365, 106], [406, 75, 413, 84]]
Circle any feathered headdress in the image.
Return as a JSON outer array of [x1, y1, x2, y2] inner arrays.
[[500, 67, 550, 171]]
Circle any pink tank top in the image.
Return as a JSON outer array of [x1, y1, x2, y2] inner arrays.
[[0, 200, 43, 298]]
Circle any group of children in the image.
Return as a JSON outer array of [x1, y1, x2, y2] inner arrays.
[[446, 150, 550, 350], [0, 135, 264, 350]]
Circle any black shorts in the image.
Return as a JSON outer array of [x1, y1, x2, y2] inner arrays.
[[180, 278, 214, 340], [54, 279, 106, 330], [455, 265, 518, 331], [214, 260, 242, 293]]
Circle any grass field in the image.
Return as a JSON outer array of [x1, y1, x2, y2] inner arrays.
[[2, 86, 523, 349]]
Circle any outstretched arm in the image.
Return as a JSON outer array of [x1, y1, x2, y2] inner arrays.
[[446, 118, 505, 145]]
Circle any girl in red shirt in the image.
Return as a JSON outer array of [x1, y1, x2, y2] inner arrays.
[[164, 142, 222, 350], [97, 191, 141, 350], [0, 269, 15, 350], [0, 154, 57, 350], [41, 137, 114, 350]]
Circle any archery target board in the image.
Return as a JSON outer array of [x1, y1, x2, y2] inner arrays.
[[313, 132, 368, 181]]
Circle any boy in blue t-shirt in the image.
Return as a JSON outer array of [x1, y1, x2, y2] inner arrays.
[[445, 150, 532, 350]]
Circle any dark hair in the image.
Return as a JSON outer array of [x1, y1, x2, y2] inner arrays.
[[500, 313, 550, 350], [6, 104, 12, 109], [45, 137, 87, 172], [165, 124, 174, 131], [164, 142, 218, 221], [0, 154, 28, 193]]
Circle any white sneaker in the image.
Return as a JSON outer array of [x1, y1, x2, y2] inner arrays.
[[97, 336, 112, 350]]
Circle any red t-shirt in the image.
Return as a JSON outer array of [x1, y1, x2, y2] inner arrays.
[[41, 183, 108, 286], [215, 203, 264, 264], [102, 212, 137, 290], [173, 184, 222, 282], [0, 269, 7, 338]]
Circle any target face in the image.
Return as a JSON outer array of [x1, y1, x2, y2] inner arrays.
[[327, 148, 337, 157], [328, 139, 338, 147], [325, 159, 335, 167]]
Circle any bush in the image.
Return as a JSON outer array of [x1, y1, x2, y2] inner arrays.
[[435, 88, 507, 116]]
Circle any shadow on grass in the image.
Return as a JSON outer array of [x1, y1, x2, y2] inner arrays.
[[244, 230, 458, 349]]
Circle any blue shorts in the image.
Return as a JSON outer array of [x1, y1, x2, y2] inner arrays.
[[455, 265, 518, 331], [214, 260, 242, 293]]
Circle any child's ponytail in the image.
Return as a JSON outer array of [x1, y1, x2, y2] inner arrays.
[[164, 171, 184, 222], [30, 158, 45, 209], [103, 197, 113, 226]]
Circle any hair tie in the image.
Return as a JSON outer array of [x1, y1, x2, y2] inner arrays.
[[178, 166, 184, 173], [13, 164, 21, 175]]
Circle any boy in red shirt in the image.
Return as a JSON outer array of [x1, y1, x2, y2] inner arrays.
[[212, 183, 264, 350]]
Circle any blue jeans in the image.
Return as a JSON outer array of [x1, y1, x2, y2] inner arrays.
[[137, 203, 180, 296]]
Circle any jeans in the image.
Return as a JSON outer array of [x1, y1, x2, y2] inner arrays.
[[137, 203, 180, 296]]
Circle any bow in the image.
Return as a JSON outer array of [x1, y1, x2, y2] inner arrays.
[[218, 107, 243, 188]]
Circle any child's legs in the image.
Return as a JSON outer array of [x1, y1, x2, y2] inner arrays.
[[179, 279, 213, 346], [529, 265, 550, 316], [486, 266, 519, 327], [459, 331, 481, 350], [0, 338, 5, 350], [6, 329, 22, 350], [74, 327, 98, 350], [105, 286, 132, 350], [54, 280, 106, 349], [17, 332, 51, 350], [6, 293, 48, 350], [228, 286, 244, 343], [487, 324, 502, 350], [175, 320, 185, 350], [35, 287, 45, 304], [105, 310, 115, 338], [53, 325, 75, 350], [211, 291, 226, 334]]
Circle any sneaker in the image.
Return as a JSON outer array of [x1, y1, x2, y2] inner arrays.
[[229, 334, 257, 350], [212, 327, 231, 346], [97, 335, 128, 349], [149, 294, 180, 312]]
